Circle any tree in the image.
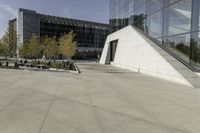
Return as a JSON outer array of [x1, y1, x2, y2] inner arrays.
[[58, 31, 77, 59], [18, 41, 30, 59], [28, 34, 41, 60], [9, 22, 17, 57], [42, 36, 58, 60], [0, 31, 10, 59], [0, 41, 4, 56]]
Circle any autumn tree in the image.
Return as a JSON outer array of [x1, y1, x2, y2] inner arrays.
[[58, 32, 77, 60], [18, 41, 30, 59], [0, 31, 10, 59], [0, 41, 5, 57], [28, 34, 42, 61], [42, 36, 58, 60], [9, 22, 17, 57]]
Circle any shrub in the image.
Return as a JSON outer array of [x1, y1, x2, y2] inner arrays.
[[14, 62, 19, 68], [51, 62, 63, 69], [31, 61, 37, 67], [47, 61, 51, 66], [69, 62, 75, 70], [41, 61, 49, 66], [24, 60, 28, 64]]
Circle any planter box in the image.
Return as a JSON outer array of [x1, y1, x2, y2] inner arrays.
[[26, 64, 33, 67], [37, 65, 49, 69]]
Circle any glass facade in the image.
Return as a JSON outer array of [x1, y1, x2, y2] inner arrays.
[[39, 15, 108, 49], [15, 9, 109, 59], [110, 0, 200, 71], [9, 19, 17, 57], [39, 15, 109, 59]]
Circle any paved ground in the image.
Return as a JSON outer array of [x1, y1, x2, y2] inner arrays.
[[0, 62, 200, 133]]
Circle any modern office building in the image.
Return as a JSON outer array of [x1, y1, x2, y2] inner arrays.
[[9, 8, 109, 58], [9, 18, 17, 57], [100, 0, 200, 87]]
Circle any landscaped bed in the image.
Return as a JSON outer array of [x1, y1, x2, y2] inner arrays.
[[0, 60, 81, 73]]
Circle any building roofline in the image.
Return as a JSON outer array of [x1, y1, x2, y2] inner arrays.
[[39, 13, 109, 26], [18, 8, 109, 27]]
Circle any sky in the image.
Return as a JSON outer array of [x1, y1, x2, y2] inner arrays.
[[0, 0, 109, 38]]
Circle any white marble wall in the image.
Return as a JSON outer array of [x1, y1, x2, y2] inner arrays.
[[100, 26, 192, 87]]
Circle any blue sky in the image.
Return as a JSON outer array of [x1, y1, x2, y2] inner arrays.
[[0, 0, 109, 38]]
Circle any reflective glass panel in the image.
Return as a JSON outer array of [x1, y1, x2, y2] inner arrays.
[[147, 11, 163, 38], [164, 0, 192, 36], [189, 32, 200, 69], [128, 0, 134, 14], [147, 0, 163, 14], [134, 0, 146, 9], [134, 4, 146, 31], [163, 34, 190, 63]]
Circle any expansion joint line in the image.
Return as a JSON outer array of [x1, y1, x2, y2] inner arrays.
[[0, 76, 28, 91], [38, 78, 61, 133], [80, 76, 105, 133], [0, 78, 40, 113]]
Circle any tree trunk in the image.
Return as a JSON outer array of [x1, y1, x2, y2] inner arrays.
[[5, 55, 8, 67]]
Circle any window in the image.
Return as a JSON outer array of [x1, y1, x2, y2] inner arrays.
[[147, 0, 163, 14], [163, 33, 190, 64], [147, 11, 163, 38], [163, 0, 192, 36]]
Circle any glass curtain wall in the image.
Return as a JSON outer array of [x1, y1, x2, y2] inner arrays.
[[110, 0, 200, 71]]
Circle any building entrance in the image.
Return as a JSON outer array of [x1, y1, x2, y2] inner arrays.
[[110, 40, 118, 62]]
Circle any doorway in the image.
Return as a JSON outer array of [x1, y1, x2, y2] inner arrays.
[[110, 40, 118, 62]]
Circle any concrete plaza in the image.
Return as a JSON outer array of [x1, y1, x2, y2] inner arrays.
[[0, 62, 200, 133]]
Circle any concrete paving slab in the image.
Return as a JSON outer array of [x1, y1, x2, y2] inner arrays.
[[0, 62, 200, 133]]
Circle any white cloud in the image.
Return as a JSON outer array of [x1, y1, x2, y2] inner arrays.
[[0, 4, 16, 17], [0, 4, 17, 38], [62, 6, 71, 18]]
